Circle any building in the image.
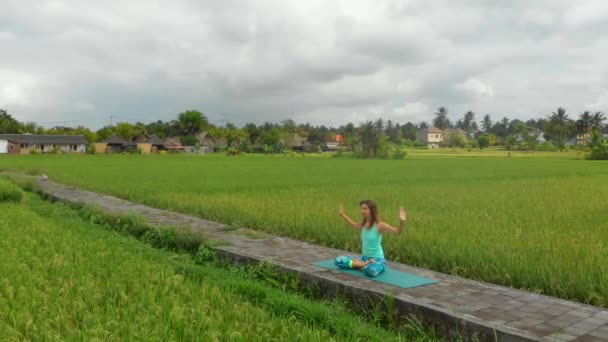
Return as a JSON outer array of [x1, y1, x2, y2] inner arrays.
[[416, 127, 444, 148], [0, 138, 19, 154], [0, 134, 87, 154]]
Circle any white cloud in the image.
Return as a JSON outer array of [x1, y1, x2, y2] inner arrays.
[[1, 0, 607, 128], [457, 78, 495, 99], [0, 84, 29, 106], [588, 89, 608, 111], [393, 102, 429, 118]]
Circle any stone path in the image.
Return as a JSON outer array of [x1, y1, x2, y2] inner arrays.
[[35, 179, 608, 341]]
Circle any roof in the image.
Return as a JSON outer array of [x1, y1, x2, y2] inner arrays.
[[0, 134, 87, 144], [147, 135, 165, 145], [164, 137, 183, 148], [284, 133, 305, 147], [104, 136, 127, 145], [421, 127, 443, 133]]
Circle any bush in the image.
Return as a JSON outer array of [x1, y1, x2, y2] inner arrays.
[[391, 146, 407, 159], [226, 147, 241, 156], [87, 144, 96, 154], [0, 179, 25, 203], [586, 131, 608, 160], [537, 141, 557, 152]]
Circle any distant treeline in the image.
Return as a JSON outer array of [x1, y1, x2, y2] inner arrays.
[[1, 107, 606, 157]]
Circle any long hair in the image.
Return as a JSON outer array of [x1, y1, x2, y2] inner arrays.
[[360, 199, 379, 229]]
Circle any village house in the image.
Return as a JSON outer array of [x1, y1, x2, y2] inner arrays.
[[93, 135, 128, 154], [0, 137, 19, 154], [324, 134, 344, 151], [195, 132, 225, 153], [575, 132, 608, 146], [0, 134, 87, 154], [416, 127, 444, 148]]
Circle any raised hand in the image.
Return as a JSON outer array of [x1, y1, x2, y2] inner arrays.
[[399, 207, 407, 222], [339, 204, 345, 216]]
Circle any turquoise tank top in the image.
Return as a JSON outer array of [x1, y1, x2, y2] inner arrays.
[[361, 224, 384, 259]]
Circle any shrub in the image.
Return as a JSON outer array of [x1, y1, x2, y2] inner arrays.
[[586, 131, 608, 160], [537, 141, 557, 152], [226, 147, 241, 156], [0, 179, 25, 203], [391, 146, 407, 159], [87, 144, 96, 154]]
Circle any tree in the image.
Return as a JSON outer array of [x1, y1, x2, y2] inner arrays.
[[481, 114, 492, 133], [576, 111, 593, 136], [20, 122, 44, 134], [115, 122, 135, 141], [280, 119, 296, 132], [457, 111, 476, 133], [96, 125, 115, 142], [591, 112, 606, 132], [0, 109, 21, 133], [133, 122, 149, 140], [492, 117, 510, 141], [244, 123, 262, 146], [447, 134, 466, 148], [206, 126, 224, 147], [546, 107, 572, 151], [504, 135, 518, 151], [477, 134, 490, 150], [178, 110, 209, 136], [146, 120, 168, 138], [433, 107, 450, 129], [73, 125, 97, 143], [358, 121, 382, 158], [261, 128, 281, 148], [515, 123, 539, 152], [225, 126, 246, 148]]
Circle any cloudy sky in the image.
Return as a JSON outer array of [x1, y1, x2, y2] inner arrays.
[[1, 0, 608, 129]]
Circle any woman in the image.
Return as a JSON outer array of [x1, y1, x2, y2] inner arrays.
[[335, 200, 406, 277]]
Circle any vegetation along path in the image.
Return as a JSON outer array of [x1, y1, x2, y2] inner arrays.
[[33, 176, 608, 342]]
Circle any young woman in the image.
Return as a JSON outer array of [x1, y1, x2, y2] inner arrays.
[[335, 200, 406, 277]]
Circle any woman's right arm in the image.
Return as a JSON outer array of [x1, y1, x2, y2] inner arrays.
[[339, 204, 361, 229]]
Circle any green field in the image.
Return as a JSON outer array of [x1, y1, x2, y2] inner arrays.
[[1, 153, 607, 307], [1, 186, 432, 340]]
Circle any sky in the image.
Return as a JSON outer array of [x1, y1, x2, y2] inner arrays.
[[1, 0, 608, 130]]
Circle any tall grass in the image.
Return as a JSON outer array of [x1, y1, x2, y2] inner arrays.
[[0, 195, 435, 341], [1, 154, 607, 306], [0, 178, 24, 203]]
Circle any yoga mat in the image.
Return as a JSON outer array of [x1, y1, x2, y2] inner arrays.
[[312, 259, 437, 289]]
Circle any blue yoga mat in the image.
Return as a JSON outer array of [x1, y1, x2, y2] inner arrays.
[[312, 259, 437, 289]]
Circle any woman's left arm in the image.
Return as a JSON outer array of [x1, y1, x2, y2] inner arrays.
[[378, 207, 407, 235]]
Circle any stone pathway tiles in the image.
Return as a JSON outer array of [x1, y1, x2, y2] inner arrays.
[[36, 179, 608, 342]]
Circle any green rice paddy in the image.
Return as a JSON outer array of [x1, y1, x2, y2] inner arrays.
[[1, 152, 607, 307]]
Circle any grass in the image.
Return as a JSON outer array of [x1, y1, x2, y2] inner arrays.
[[0, 193, 441, 341], [0, 152, 607, 307], [0, 178, 24, 203]]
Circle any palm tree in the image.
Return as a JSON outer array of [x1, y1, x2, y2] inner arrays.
[[548, 107, 571, 151], [591, 112, 606, 132], [482, 114, 492, 133], [359, 121, 380, 158], [433, 107, 450, 130], [576, 111, 593, 135], [178, 110, 209, 136]]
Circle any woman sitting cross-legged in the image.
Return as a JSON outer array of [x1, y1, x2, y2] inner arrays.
[[335, 200, 406, 277]]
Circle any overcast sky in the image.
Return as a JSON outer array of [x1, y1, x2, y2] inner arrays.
[[1, 1, 608, 129]]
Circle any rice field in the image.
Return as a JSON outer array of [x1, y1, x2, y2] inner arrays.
[[0, 190, 426, 341], [1, 153, 607, 307]]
